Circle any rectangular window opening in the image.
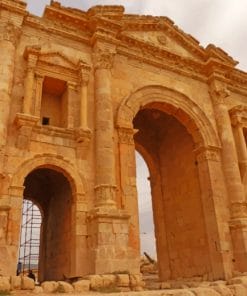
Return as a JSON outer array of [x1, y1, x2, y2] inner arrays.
[[42, 117, 50, 125]]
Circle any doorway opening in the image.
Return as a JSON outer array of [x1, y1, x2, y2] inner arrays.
[[18, 167, 73, 282], [133, 104, 211, 281]]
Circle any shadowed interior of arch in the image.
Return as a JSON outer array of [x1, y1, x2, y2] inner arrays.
[[18, 168, 73, 282], [133, 106, 211, 281]]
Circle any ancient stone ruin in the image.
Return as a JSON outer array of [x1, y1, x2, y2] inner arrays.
[[1, 1, 247, 295]]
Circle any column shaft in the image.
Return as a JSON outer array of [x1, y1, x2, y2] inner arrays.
[[23, 68, 35, 114], [0, 40, 15, 146], [34, 74, 44, 117], [210, 87, 246, 217], [80, 83, 88, 128], [94, 65, 116, 207]]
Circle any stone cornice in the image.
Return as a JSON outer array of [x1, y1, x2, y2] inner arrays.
[[0, 0, 27, 15], [23, 15, 91, 46], [18, 3, 247, 93]]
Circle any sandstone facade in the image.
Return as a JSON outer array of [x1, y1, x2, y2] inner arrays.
[[1, 0, 247, 284]]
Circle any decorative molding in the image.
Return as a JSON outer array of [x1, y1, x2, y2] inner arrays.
[[15, 3, 247, 92]]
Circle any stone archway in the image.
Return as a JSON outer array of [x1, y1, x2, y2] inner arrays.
[[117, 85, 232, 280], [8, 154, 87, 280], [117, 85, 220, 148]]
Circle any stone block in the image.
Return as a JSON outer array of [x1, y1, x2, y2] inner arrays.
[[57, 281, 74, 293], [129, 274, 142, 287], [191, 287, 221, 296], [41, 281, 59, 293], [73, 279, 90, 292], [33, 286, 44, 293], [228, 276, 247, 286], [228, 284, 247, 296], [101, 274, 116, 287], [161, 281, 172, 289], [0, 276, 10, 292], [87, 275, 103, 290], [21, 276, 35, 290], [10, 276, 21, 290], [116, 274, 129, 287], [211, 284, 233, 296]]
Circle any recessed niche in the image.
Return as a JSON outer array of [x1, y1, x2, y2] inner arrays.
[[40, 76, 67, 128]]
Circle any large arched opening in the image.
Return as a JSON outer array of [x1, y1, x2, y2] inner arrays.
[[134, 105, 210, 279], [117, 86, 230, 281]]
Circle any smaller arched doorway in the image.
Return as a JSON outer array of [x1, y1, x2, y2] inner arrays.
[[19, 168, 73, 282]]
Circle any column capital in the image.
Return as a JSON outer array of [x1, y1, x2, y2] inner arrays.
[[78, 60, 91, 86], [67, 81, 77, 90], [93, 47, 115, 70], [24, 46, 41, 70], [80, 72, 89, 86], [209, 87, 230, 105], [35, 73, 44, 81], [118, 127, 138, 145], [230, 105, 247, 127], [0, 22, 21, 46], [194, 145, 222, 163]]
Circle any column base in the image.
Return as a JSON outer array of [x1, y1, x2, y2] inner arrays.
[[87, 207, 139, 275], [229, 217, 247, 272], [94, 184, 117, 208]]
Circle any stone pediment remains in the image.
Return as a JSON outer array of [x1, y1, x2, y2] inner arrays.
[[38, 52, 77, 70], [120, 30, 202, 61]]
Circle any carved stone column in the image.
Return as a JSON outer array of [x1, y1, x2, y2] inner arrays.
[[34, 74, 44, 117], [78, 63, 90, 129], [230, 107, 247, 182], [93, 48, 117, 208], [209, 79, 247, 271], [67, 81, 77, 129], [23, 49, 39, 115], [0, 22, 21, 147]]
